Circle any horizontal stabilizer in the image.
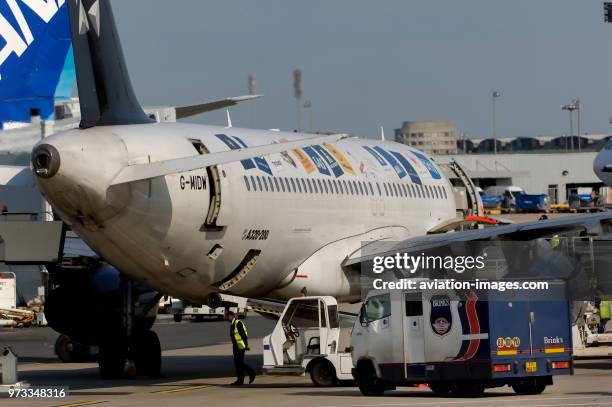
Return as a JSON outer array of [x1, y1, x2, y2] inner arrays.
[[111, 133, 348, 185], [175, 95, 262, 119]]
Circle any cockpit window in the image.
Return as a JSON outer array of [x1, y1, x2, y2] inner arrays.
[[605, 137, 612, 150]]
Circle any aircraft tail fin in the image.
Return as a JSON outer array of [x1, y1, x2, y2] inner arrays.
[[0, 0, 75, 126], [67, 0, 152, 128]]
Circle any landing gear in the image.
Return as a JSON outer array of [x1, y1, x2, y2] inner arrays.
[[98, 339, 128, 379], [131, 330, 162, 378], [55, 334, 94, 363], [96, 278, 163, 379]]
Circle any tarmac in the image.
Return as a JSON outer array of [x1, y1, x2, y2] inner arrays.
[[1, 315, 612, 407]]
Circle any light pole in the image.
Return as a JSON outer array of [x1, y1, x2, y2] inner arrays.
[[492, 91, 501, 154], [574, 98, 581, 152], [561, 101, 577, 153], [303, 99, 313, 132], [293, 69, 303, 131], [247, 74, 257, 128]]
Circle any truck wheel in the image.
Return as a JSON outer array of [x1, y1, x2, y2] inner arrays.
[[429, 382, 451, 396], [310, 359, 337, 387], [512, 381, 546, 395], [450, 382, 485, 397], [173, 314, 182, 323], [132, 330, 162, 378], [356, 364, 385, 396], [98, 340, 127, 379]]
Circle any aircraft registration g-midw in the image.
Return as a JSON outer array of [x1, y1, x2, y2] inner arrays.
[[4, 0, 612, 379]]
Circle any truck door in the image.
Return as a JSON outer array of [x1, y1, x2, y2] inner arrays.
[[403, 292, 425, 378]]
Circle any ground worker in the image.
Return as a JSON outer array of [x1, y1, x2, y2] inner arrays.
[[599, 299, 611, 333], [226, 310, 255, 385]]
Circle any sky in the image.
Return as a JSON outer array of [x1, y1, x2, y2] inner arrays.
[[112, 0, 612, 140]]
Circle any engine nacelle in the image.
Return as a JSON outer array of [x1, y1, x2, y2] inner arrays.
[[45, 263, 157, 345]]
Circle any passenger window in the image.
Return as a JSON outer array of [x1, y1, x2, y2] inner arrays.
[[256, 176, 263, 191], [317, 179, 323, 193], [327, 179, 334, 194], [290, 178, 296, 192], [333, 180, 339, 194], [349, 181, 354, 195], [392, 183, 398, 197], [417, 185, 422, 198], [268, 177, 274, 192], [383, 183, 388, 196], [244, 175, 250, 191], [434, 186, 440, 199], [323, 179, 329, 194], [339, 180, 345, 195], [442, 187, 447, 199], [301, 178, 307, 193], [358, 181, 364, 195], [342, 180, 348, 194], [313, 179, 319, 193], [377, 183, 382, 195], [251, 176, 257, 191], [273, 177, 280, 192], [296, 179, 303, 193], [368, 183, 374, 195], [401, 184, 407, 197]]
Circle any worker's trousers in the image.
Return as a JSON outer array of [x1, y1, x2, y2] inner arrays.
[[233, 346, 255, 383]]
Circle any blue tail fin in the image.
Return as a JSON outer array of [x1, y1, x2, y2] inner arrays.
[[0, 0, 75, 125]]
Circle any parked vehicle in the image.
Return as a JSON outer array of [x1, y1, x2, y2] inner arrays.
[[351, 281, 572, 397]]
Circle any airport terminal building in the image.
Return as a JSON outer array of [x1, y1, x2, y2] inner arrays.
[[394, 121, 610, 203]]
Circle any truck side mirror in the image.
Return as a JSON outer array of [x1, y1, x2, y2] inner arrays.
[[359, 305, 369, 327]]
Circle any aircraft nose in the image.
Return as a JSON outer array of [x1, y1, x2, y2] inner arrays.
[[31, 144, 61, 179]]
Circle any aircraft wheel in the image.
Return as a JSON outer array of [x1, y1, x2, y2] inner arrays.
[[132, 330, 162, 378], [55, 334, 92, 363], [98, 340, 127, 379], [310, 359, 337, 387], [173, 314, 182, 322], [356, 363, 385, 396]]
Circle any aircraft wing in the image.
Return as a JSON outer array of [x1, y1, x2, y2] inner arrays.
[[175, 95, 262, 119], [343, 212, 612, 267], [111, 133, 347, 185]]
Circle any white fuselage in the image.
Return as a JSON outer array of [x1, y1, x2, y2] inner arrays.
[[594, 141, 612, 186], [34, 123, 456, 303]]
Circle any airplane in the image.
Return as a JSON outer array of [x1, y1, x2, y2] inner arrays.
[[4, 0, 612, 380], [593, 138, 612, 186]]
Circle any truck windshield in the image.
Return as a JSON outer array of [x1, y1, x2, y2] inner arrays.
[[360, 293, 391, 323]]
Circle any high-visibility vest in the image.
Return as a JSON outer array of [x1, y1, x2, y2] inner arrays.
[[601, 301, 611, 320], [232, 319, 248, 350]]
